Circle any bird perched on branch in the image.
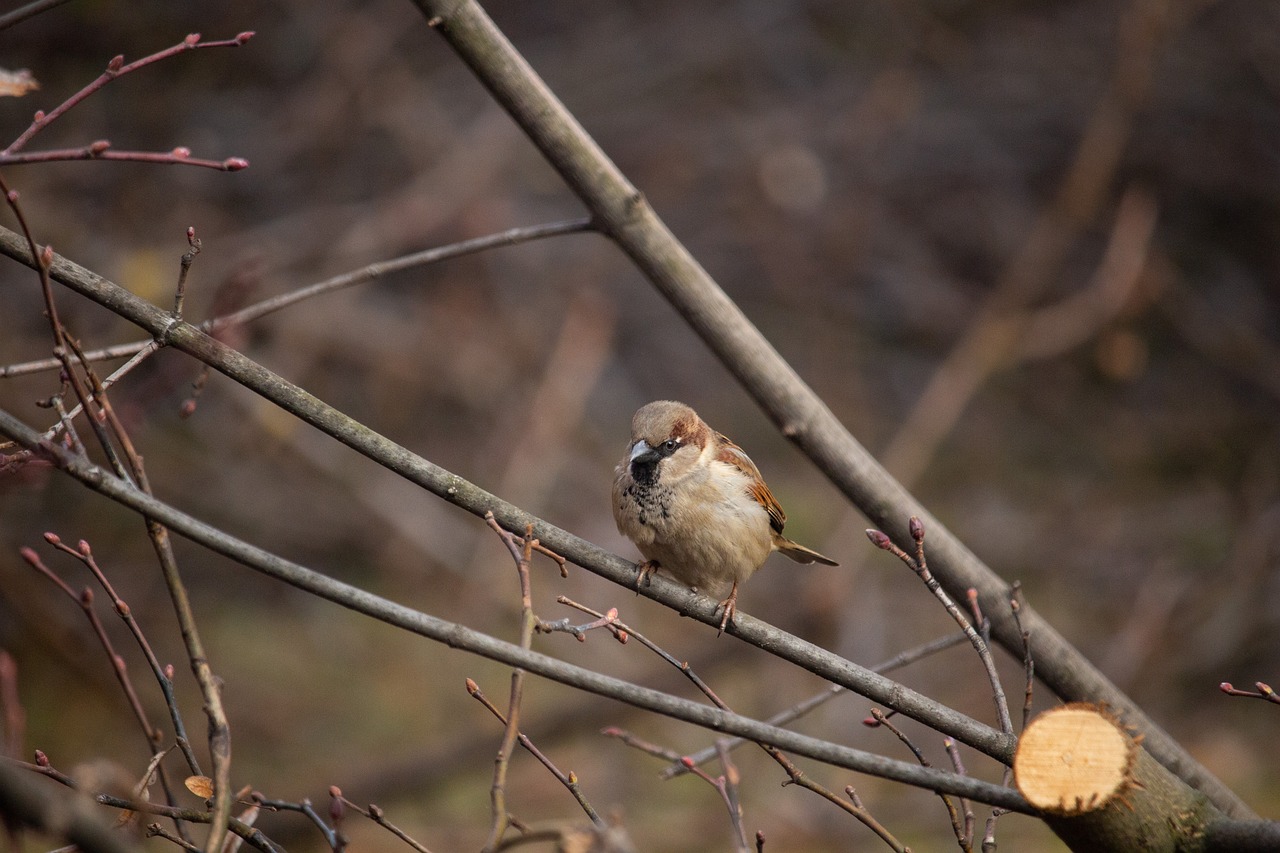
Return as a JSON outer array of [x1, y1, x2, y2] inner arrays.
[[612, 400, 837, 633]]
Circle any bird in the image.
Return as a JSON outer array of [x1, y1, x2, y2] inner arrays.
[[612, 400, 837, 633]]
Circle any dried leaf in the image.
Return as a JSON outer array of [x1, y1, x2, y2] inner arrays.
[[0, 68, 38, 97], [185, 775, 214, 798]]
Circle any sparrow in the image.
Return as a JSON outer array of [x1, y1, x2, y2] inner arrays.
[[612, 400, 838, 633]]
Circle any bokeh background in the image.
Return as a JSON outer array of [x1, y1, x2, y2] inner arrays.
[[1, 0, 1277, 849]]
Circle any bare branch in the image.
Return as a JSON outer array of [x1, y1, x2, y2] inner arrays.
[[0, 234, 1013, 763], [0, 406, 1032, 812]]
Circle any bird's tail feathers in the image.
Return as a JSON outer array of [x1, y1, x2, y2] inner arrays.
[[775, 537, 838, 566]]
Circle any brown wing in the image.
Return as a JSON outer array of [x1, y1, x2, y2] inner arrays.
[[714, 432, 787, 534]]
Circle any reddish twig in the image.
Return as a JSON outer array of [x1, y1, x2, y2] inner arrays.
[[867, 519, 1014, 736], [0, 141, 248, 170], [599, 727, 683, 763], [870, 708, 963, 848], [536, 605, 625, 642], [173, 227, 202, 323], [4, 32, 253, 156], [574, 601, 907, 850], [1220, 682, 1280, 705], [0, 220, 594, 400], [328, 786, 433, 853], [40, 533, 203, 776], [480, 512, 572, 850], [466, 679, 603, 827], [56, 296, 236, 853], [665, 631, 969, 779], [1009, 583, 1035, 731], [943, 738, 975, 850], [19, 537, 198, 844], [19, 545, 162, 750]]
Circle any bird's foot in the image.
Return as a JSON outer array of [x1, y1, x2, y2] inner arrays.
[[635, 560, 659, 593], [716, 581, 740, 636]]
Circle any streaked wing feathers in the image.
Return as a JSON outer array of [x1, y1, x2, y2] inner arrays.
[[714, 432, 787, 534]]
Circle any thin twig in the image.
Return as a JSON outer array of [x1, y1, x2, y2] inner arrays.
[[60, 317, 235, 853], [329, 788, 434, 853], [467, 679, 603, 827], [19, 545, 162, 749], [1009, 584, 1035, 732], [250, 794, 339, 851], [482, 517, 540, 851], [571, 602, 907, 850], [147, 822, 203, 852], [174, 227, 202, 320], [0, 218, 594, 382], [664, 631, 969, 778], [599, 727, 683, 763], [0, 142, 248, 170], [43, 534, 203, 776], [870, 708, 963, 847], [1219, 682, 1280, 705], [0, 0, 72, 32], [867, 520, 1014, 736], [4, 32, 254, 155], [944, 739, 975, 849], [2, 755, 280, 852]]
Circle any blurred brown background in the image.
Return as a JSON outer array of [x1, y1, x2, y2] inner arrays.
[[0, 0, 1277, 850]]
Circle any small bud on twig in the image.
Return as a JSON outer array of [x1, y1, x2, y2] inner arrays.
[[865, 529, 892, 550]]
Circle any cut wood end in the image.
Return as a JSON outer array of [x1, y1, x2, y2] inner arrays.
[[1014, 703, 1138, 815]]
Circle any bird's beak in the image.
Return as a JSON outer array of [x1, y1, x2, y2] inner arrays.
[[628, 439, 660, 466]]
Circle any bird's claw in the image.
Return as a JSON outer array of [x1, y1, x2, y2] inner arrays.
[[635, 560, 658, 593], [716, 582, 739, 636]]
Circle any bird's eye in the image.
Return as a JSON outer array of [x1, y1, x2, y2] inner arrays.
[[662, 438, 680, 452]]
